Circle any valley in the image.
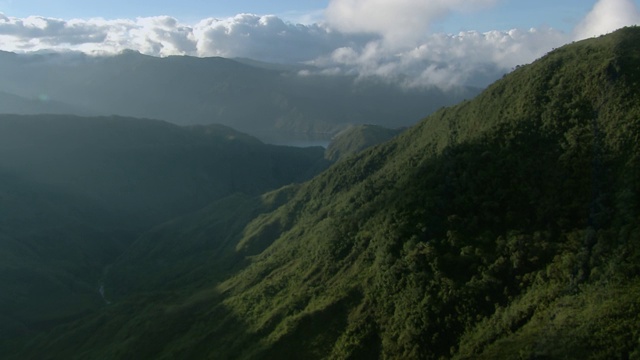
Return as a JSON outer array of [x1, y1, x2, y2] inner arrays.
[[0, 26, 639, 359]]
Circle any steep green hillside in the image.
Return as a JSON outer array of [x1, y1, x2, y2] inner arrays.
[[6, 28, 640, 359], [325, 124, 404, 161]]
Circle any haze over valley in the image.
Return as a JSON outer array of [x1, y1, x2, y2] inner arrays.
[[0, 50, 478, 144]]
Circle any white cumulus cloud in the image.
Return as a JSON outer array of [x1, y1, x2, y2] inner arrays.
[[0, 15, 108, 46], [574, 0, 640, 40], [0, 12, 374, 61], [0, 14, 197, 55], [310, 28, 568, 89], [325, 0, 498, 46], [192, 14, 374, 62]]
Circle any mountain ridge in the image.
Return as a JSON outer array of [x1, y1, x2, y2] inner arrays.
[[3, 27, 640, 359], [0, 50, 479, 143]]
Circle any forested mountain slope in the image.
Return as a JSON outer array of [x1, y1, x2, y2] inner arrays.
[[6, 28, 640, 359], [324, 124, 404, 161]]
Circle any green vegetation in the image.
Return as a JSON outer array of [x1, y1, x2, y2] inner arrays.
[[325, 124, 404, 161], [3, 28, 640, 359]]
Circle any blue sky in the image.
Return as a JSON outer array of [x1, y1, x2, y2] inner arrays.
[[0, 0, 326, 21], [2, 0, 636, 32], [437, 1, 601, 33], [1, 0, 639, 88]]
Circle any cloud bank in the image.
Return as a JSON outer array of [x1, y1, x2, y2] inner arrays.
[[0, 13, 374, 61], [574, 0, 640, 40], [0, 0, 639, 89], [192, 14, 374, 63], [310, 28, 568, 89], [325, 0, 497, 45]]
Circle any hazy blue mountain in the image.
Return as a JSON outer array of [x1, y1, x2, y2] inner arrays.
[[0, 90, 90, 116], [232, 57, 317, 72], [0, 50, 479, 143]]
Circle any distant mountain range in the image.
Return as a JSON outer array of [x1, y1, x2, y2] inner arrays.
[[2, 27, 640, 359], [0, 50, 479, 144], [0, 90, 90, 116]]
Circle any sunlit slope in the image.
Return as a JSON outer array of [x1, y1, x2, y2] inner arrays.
[[11, 27, 640, 359], [324, 124, 404, 161]]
